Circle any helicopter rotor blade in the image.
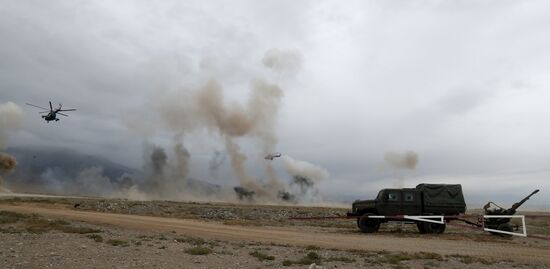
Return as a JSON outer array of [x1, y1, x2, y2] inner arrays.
[[39, 111, 49, 114], [58, 109, 76, 112], [49, 101, 53, 111], [57, 112, 69, 117], [26, 103, 50, 110]]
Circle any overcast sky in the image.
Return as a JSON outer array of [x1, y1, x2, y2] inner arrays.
[[1, 0, 549, 207]]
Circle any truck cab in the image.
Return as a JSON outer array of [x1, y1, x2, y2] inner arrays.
[[352, 188, 421, 216]]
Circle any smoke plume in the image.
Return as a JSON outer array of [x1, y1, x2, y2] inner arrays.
[[384, 151, 419, 170], [2, 49, 329, 204], [0, 153, 17, 192], [140, 141, 191, 200], [208, 150, 226, 178], [152, 64, 286, 201], [292, 175, 314, 194], [120, 48, 329, 203], [282, 156, 329, 202], [0, 101, 24, 192], [0, 102, 24, 148], [282, 156, 330, 182], [173, 142, 191, 179], [262, 48, 303, 74], [234, 186, 255, 201], [0, 153, 17, 172]]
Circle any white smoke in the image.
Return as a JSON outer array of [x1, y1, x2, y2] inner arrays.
[[282, 156, 329, 202], [0, 102, 24, 148], [262, 48, 304, 74], [0, 101, 24, 192], [282, 156, 330, 182]]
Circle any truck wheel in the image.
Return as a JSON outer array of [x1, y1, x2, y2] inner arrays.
[[423, 222, 446, 234], [358, 213, 380, 233], [416, 222, 426, 234]]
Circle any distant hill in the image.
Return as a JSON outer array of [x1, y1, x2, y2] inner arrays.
[[3, 147, 221, 197], [5, 147, 137, 183]]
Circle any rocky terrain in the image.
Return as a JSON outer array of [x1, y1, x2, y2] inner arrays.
[[0, 195, 549, 269]]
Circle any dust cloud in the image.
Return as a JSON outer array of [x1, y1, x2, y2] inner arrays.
[[208, 150, 226, 179], [0, 102, 24, 148], [384, 151, 419, 188], [262, 48, 303, 74], [0, 102, 24, 192], [282, 156, 329, 202], [0, 153, 17, 192], [142, 49, 309, 202], [138, 141, 192, 200], [132, 49, 334, 203], [384, 151, 418, 170]]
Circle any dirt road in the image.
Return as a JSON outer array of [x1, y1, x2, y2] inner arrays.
[[2, 204, 549, 265]]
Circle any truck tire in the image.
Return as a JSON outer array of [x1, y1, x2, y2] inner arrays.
[[358, 213, 380, 233], [416, 222, 426, 234], [422, 222, 446, 234]]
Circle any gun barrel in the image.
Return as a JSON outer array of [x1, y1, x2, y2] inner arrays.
[[510, 189, 539, 211]]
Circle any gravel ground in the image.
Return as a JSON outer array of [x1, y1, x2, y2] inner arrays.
[[0, 220, 540, 269], [0, 196, 548, 269]]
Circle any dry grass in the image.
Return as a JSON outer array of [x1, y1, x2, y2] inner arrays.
[[324, 256, 356, 263], [0, 210, 102, 234], [86, 234, 103, 242], [106, 239, 129, 247], [368, 251, 444, 265], [185, 246, 213, 255], [249, 250, 275, 261], [448, 254, 494, 265], [0, 211, 27, 224], [283, 251, 322, 266]]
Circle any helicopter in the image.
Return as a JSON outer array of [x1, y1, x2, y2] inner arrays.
[[26, 101, 76, 122], [264, 152, 282, 160]]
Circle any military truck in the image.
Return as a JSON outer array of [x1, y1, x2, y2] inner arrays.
[[347, 184, 466, 234]]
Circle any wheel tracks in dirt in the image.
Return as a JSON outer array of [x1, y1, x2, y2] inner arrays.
[[1, 204, 549, 265]]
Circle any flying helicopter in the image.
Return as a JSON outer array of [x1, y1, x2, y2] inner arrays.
[[26, 101, 76, 122], [264, 152, 282, 160]]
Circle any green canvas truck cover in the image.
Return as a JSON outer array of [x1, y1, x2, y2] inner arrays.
[[416, 184, 466, 214]]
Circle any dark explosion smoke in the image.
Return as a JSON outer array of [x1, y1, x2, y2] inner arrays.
[[291, 175, 314, 194], [140, 142, 192, 200], [277, 190, 295, 202], [0, 153, 17, 189], [234, 186, 255, 201], [150, 146, 168, 175]]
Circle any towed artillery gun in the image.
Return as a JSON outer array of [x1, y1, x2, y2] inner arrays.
[[348, 184, 539, 236], [483, 189, 539, 235]]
